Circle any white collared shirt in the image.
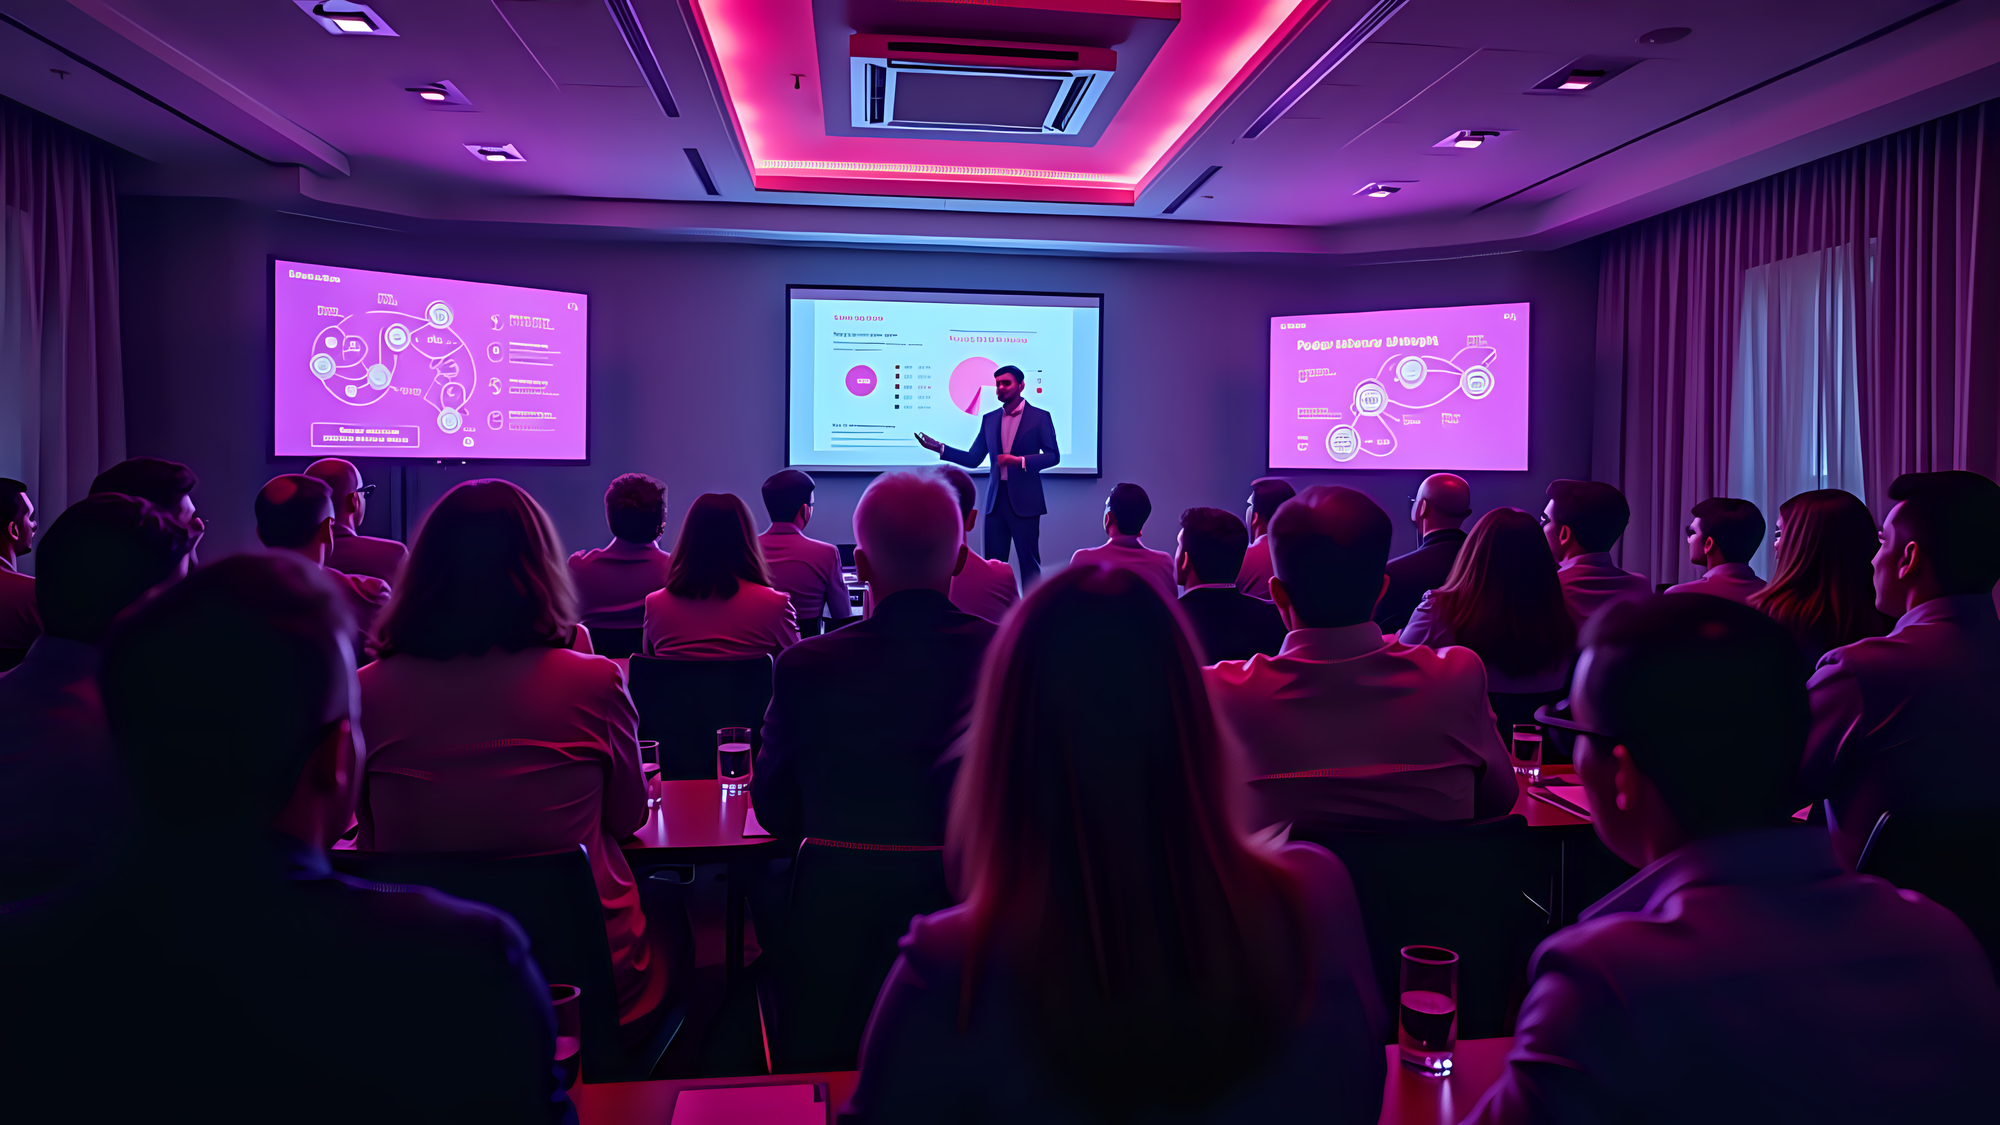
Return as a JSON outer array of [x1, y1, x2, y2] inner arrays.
[[1067, 534, 1177, 597]]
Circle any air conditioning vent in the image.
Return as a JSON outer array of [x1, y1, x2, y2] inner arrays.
[[849, 33, 1115, 136]]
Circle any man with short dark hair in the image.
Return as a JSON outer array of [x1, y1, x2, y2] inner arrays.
[[916, 364, 1061, 585], [1543, 479, 1649, 626], [758, 469, 853, 630], [1069, 482, 1176, 596], [0, 554, 570, 1120], [0, 477, 38, 661], [1469, 594, 1999, 1123], [1374, 473, 1472, 632], [1236, 476, 1295, 602], [255, 474, 390, 660], [1802, 470, 2000, 866], [90, 456, 202, 548], [1205, 485, 1514, 829], [1175, 507, 1285, 663], [304, 458, 407, 584], [1665, 497, 1767, 603], [568, 472, 675, 636]]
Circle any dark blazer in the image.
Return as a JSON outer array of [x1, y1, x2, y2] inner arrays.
[[754, 589, 998, 845], [1374, 528, 1468, 632], [939, 402, 1060, 518], [1179, 585, 1287, 664]]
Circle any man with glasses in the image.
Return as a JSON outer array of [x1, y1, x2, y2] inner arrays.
[[305, 458, 407, 584], [1470, 594, 1997, 1123]]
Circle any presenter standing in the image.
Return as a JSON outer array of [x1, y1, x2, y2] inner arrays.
[[915, 365, 1059, 585]]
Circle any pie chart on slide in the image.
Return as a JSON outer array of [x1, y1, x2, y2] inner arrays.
[[949, 356, 996, 415]]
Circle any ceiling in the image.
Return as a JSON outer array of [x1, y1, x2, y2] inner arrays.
[[2, 0, 1998, 259]]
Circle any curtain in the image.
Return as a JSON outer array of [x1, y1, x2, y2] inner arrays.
[[0, 97, 124, 555], [1598, 100, 2000, 584]]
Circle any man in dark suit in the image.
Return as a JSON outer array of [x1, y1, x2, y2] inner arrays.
[[915, 364, 1060, 584], [1175, 507, 1286, 663], [1374, 472, 1472, 632]]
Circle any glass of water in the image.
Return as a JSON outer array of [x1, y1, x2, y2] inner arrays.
[[638, 740, 661, 809], [1399, 945, 1459, 1075], [717, 727, 753, 793], [1510, 723, 1543, 785]]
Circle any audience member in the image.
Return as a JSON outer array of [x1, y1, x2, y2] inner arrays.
[[1469, 594, 1999, 1123], [304, 458, 407, 583], [568, 472, 675, 633], [1401, 508, 1576, 730], [256, 474, 391, 661], [2, 554, 568, 1121], [843, 566, 1385, 1124], [1374, 472, 1471, 632], [1543, 479, 1649, 626], [1749, 489, 1891, 663], [1068, 482, 1176, 596], [1665, 496, 1767, 602], [934, 466, 1019, 623], [1235, 476, 1295, 602], [1206, 486, 1515, 829], [0, 477, 38, 661], [758, 469, 854, 630], [643, 493, 799, 659], [1174, 506, 1285, 662], [1801, 471, 2000, 866], [359, 479, 672, 1030], [755, 471, 997, 1069], [90, 456, 203, 558], [0, 494, 190, 903]]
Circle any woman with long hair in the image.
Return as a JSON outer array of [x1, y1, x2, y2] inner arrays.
[[843, 566, 1385, 1123], [358, 479, 672, 1030], [642, 492, 799, 659], [1750, 489, 1891, 664]]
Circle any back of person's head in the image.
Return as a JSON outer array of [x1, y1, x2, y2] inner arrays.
[[1750, 489, 1888, 652], [1691, 497, 1766, 563], [374, 479, 575, 659], [1579, 594, 1808, 837], [1105, 482, 1150, 535], [1546, 479, 1630, 552], [604, 473, 668, 544], [855, 471, 962, 589], [1248, 477, 1295, 525], [1432, 508, 1576, 677], [949, 566, 1306, 1106], [302, 457, 362, 498], [1178, 507, 1249, 585], [35, 494, 193, 643], [90, 457, 198, 514], [760, 469, 815, 524], [101, 553, 351, 832], [255, 474, 334, 550], [1268, 485, 1392, 626], [1885, 470, 2000, 594], [934, 466, 978, 517], [664, 493, 769, 601]]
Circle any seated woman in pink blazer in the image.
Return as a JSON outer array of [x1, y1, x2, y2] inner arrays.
[[357, 478, 670, 1031], [642, 493, 799, 660]]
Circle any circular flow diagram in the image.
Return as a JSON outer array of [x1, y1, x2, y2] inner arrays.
[[306, 300, 480, 435], [1323, 345, 1498, 462]]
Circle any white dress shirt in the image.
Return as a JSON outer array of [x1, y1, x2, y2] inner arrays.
[[0, 555, 39, 651], [1235, 535, 1275, 602], [1399, 590, 1569, 694], [642, 581, 799, 660], [1067, 535, 1177, 598], [997, 400, 1024, 480], [567, 538, 674, 630], [1555, 552, 1651, 628], [758, 522, 852, 621], [1664, 561, 1765, 604]]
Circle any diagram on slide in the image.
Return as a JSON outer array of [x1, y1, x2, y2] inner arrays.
[[306, 301, 478, 435], [1321, 346, 1498, 461]]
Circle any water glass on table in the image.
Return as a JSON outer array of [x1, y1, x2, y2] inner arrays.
[[1398, 945, 1459, 1075], [1509, 723, 1543, 785], [717, 726, 753, 793], [638, 740, 661, 809], [549, 983, 582, 1088]]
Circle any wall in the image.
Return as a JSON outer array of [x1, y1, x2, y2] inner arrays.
[[118, 197, 1601, 576]]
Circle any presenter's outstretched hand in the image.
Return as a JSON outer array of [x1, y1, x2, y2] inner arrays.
[[914, 432, 943, 453]]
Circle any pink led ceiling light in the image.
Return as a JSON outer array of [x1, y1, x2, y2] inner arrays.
[[684, 0, 1325, 204]]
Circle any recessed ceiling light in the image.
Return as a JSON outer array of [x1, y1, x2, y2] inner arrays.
[[1436, 129, 1501, 150], [1558, 70, 1604, 91], [1357, 183, 1401, 198], [464, 144, 524, 163], [1638, 27, 1693, 45], [406, 81, 473, 109], [1530, 56, 1642, 95], [295, 1, 397, 37]]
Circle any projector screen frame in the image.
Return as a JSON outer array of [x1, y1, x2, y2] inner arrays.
[[784, 283, 1104, 477], [265, 255, 594, 467]]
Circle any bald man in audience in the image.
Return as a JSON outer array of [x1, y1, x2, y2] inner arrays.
[[255, 474, 390, 661], [1235, 477, 1295, 602], [1544, 479, 1651, 627], [1665, 497, 1767, 603], [1469, 595, 1998, 1123], [1205, 485, 1514, 829], [0, 478, 39, 663], [1374, 472, 1472, 632], [304, 458, 407, 584]]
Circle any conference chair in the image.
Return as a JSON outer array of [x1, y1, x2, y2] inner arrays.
[[625, 655, 774, 778], [1856, 808, 2000, 964]]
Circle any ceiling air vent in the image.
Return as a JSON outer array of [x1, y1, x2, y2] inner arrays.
[[849, 34, 1115, 136]]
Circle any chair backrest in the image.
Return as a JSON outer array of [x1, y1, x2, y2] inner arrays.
[[1249, 763, 1478, 829], [1857, 808, 2000, 964], [591, 627, 644, 660], [625, 655, 774, 779]]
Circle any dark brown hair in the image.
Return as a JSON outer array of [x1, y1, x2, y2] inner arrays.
[[604, 473, 668, 544], [373, 479, 576, 659], [1429, 507, 1576, 678], [1750, 489, 1890, 655], [664, 493, 771, 600]]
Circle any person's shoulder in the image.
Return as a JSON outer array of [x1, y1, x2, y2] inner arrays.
[[568, 544, 607, 566], [353, 533, 407, 555], [892, 903, 976, 978], [745, 581, 793, 608], [334, 569, 391, 606]]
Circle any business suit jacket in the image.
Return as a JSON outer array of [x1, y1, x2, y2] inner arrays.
[[939, 403, 1060, 518], [1374, 528, 1467, 632], [1179, 584, 1287, 664]]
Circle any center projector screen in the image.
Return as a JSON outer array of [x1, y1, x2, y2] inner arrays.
[[1269, 301, 1530, 471], [788, 286, 1100, 473]]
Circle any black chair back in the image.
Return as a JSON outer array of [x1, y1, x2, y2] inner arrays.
[[591, 627, 644, 660], [625, 655, 774, 778], [1857, 808, 2000, 965]]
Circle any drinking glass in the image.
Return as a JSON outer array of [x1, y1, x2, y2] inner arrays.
[[638, 740, 661, 809], [549, 983, 582, 1088], [717, 727, 753, 793], [1509, 724, 1543, 785], [1398, 945, 1459, 1075]]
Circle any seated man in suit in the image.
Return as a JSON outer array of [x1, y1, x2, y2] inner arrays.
[[1802, 470, 2000, 866], [1205, 485, 1514, 830], [0, 554, 568, 1121], [568, 472, 675, 644], [1069, 482, 1176, 597], [1544, 479, 1650, 627], [758, 469, 853, 633], [0, 477, 38, 662], [1665, 497, 1767, 603], [304, 458, 407, 584], [1174, 506, 1285, 663], [1469, 594, 1998, 1123], [1374, 472, 1471, 632], [256, 474, 390, 662], [1236, 476, 1295, 602]]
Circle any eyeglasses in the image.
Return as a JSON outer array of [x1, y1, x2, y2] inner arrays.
[[354, 484, 377, 499], [1531, 702, 1629, 747], [1536, 512, 1552, 526]]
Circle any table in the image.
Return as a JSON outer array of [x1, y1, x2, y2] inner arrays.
[[571, 1038, 1515, 1123], [1511, 767, 1589, 828], [622, 779, 786, 987]]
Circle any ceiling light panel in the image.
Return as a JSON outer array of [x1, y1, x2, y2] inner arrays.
[[1356, 182, 1404, 197], [1529, 56, 1643, 94], [406, 81, 474, 109], [1435, 129, 1501, 150], [295, 1, 397, 37], [464, 144, 524, 163]]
